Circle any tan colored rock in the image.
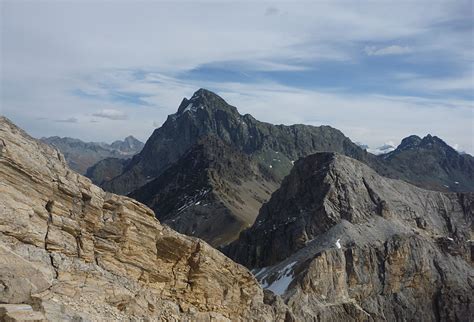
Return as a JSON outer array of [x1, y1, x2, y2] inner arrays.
[[0, 117, 283, 321], [229, 152, 473, 321], [0, 304, 47, 322]]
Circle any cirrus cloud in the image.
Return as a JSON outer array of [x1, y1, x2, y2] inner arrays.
[[364, 45, 413, 56], [92, 109, 128, 120], [54, 117, 78, 123]]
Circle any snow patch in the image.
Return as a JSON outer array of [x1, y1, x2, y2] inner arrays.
[[183, 103, 195, 113], [335, 239, 341, 249], [261, 261, 298, 296]]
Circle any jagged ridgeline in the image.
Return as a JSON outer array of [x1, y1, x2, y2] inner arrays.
[[92, 89, 474, 248], [41, 135, 144, 175]]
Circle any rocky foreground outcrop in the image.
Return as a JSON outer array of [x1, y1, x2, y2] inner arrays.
[[226, 153, 474, 321], [0, 116, 283, 321]]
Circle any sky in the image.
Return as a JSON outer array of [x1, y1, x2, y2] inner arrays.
[[1, 0, 473, 153]]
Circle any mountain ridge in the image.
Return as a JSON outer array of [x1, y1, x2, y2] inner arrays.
[[40, 135, 144, 174]]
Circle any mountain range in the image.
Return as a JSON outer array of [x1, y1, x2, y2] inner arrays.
[[86, 89, 473, 248], [40, 135, 144, 174], [0, 114, 471, 321]]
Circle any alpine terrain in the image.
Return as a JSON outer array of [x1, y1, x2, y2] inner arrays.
[[40, 135, 144, 175], [95, 89, 474, 247]]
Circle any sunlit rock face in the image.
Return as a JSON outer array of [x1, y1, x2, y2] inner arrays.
[[226, 152, 473, 321], [0, 116, 284, 321]]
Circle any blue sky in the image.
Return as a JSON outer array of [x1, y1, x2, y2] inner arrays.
[[1, 0, 473, 153]]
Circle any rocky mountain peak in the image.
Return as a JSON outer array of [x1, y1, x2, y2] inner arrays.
[[419, 134, 455, 151], [226, 151, 473, 268], [394, 134, 457, 155], [111, 135, 144, 151], [176, 88, 238, 116], [380, 133, 473, 191], [396, 134, 422, 151], [225, 150, 472, 320]]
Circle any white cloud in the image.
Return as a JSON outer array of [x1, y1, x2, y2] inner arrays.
[[92, 109, 128, 120], [365, 45, 412, 56]]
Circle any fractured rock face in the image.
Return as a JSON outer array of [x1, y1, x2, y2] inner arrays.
[[226, 152, 473, 321], [0, 116, 281, 321]]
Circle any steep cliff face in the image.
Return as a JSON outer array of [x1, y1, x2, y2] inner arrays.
[[0, 117, 281, 321], [226, 153, 473, 321], [130, 136, 279, 247], [103, 88, 378, 195]]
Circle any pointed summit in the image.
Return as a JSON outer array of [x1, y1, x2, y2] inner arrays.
[[176, 88, 238, 115], [383, 133, 473, 191], [396, 135, 422, 151]]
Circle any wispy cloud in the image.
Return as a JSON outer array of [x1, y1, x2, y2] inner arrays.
[[265, 6, 280, 16], [92, 109, 128, 120], [401, 74, 474, 92], [365, 45, 412, 56], [54, 117, 78, 123]]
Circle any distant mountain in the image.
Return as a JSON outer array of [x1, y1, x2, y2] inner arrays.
[[225, 152, 473, 320], [40, 136, 144, 174], [85, 157, 129, 185], [380, 134, 474, 192], [110, 135, 144, 154]]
